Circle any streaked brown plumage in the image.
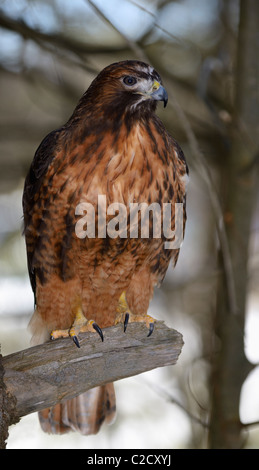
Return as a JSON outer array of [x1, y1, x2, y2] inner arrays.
[[23, 60, 188, 435]]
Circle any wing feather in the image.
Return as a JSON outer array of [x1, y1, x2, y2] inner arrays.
[[23, 129, 62, 300]]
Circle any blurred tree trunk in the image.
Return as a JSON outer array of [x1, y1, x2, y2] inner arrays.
[[209, 0, 259, 448]]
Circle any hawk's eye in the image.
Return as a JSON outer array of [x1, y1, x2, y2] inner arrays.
[[123, 76, 137, 86]]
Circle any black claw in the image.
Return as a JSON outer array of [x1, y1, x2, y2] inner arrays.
[[72, 335, 80, 348], [93, 322, 104, 342], [124, 312, 129, 332], [147, 322, 154, 337]]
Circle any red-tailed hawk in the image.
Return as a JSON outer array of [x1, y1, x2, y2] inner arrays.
[[23, 60, 188, 435]]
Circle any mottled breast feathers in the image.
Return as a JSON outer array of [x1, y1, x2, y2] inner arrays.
[[23, 60, 188, 308]]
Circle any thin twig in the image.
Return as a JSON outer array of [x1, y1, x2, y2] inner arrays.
[[242, 420, 259, 429], [87, 0, 148, 62], [139, 378, 209, 428], [0, 8, 128, 58], [166, 82, 238, 316], [126, 0, 184, 43], [126, 0, 199, 53]]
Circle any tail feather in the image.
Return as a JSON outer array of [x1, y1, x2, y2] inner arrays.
[[38, 383, 116, 435]]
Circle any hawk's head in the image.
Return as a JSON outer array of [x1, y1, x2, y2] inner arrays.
[[84, 60, 168, 117]]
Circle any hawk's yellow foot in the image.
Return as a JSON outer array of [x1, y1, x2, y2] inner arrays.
[[115, 291, 155, 337], [51, 307, 103, 348]]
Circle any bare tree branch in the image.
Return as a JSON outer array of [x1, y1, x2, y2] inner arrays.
[[242, 420, 259, 429], [0, 8, 128, 59], [139, 378, 208, 428], [208, 0, 259, 449], [126, 0, 180, 43], [2, 322, 183, 423], [87, 0, 148, 62], [0, 353, 19, 449], [163, 79, 238, 317]]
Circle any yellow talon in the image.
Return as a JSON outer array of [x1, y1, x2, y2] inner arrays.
[[51, 306, 103, 347], [115, 291, 156, 336], [116, 291, 128, 315], [69, 306, 88, 337]]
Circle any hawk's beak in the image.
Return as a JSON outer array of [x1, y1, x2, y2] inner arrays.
[[151, 80, 168, 108]]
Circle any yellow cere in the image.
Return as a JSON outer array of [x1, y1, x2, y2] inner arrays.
[[152, 80, 160, 91]]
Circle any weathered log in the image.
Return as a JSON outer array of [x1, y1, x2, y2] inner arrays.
[[2, 321, 183, 421]]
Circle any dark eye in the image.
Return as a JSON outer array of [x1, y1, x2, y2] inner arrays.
[[123, 76, 137, 86]]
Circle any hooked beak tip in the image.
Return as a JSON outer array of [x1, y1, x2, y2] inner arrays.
[[151, 84, 168, 108]]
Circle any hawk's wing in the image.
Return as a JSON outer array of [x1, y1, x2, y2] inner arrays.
[[23, 129, 62, 301]]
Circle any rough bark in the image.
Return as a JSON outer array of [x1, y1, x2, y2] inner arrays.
[[209, 0, 259, 449], [0, 354, 19, 449], [1, 322, 183, 424]]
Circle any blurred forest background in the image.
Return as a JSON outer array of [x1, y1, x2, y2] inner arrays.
[[0, 0, 259, 449]]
